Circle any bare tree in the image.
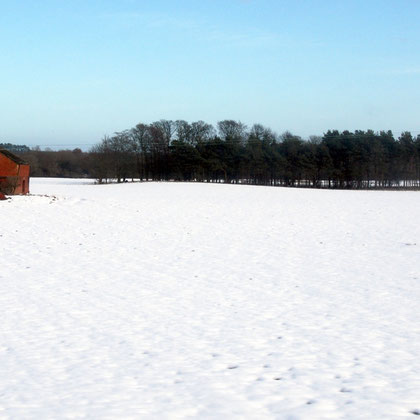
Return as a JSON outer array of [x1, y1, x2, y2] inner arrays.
[[130, 123, 152, 180], [190, 121, 215, 145], [217, 120, 247, 144], [111, 131, 135, 182], [175, 120, 193, 144]]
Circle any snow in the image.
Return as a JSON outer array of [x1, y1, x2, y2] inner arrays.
[[1, 178, 420, 419]]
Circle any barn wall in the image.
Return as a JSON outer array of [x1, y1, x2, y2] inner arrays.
[[0, 154, 30, 194], [17, 165, 30, 194], [0, 154, 19, 177]]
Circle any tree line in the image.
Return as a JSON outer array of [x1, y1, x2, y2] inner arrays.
[[89, 120, 420, 188], [3, 120, 420, 189]]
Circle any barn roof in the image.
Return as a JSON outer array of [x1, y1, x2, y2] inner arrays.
[[0, 148, 28, 165]]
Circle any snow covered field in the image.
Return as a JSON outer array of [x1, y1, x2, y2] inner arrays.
[[1, 178, 420, 419]]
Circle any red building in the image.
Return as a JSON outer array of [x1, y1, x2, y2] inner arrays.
[[0, 149, 30, 195]]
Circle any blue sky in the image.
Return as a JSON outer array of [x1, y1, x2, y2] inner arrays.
[[1, 0, 419, 149]]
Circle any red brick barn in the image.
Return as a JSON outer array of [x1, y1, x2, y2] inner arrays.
[[0, 149, 30, 195]]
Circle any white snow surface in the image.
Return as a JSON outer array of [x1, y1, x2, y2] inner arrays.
[[1, 178, 420, 419]]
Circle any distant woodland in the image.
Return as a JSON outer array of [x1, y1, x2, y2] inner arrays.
[[2, 120, 420, 189]]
